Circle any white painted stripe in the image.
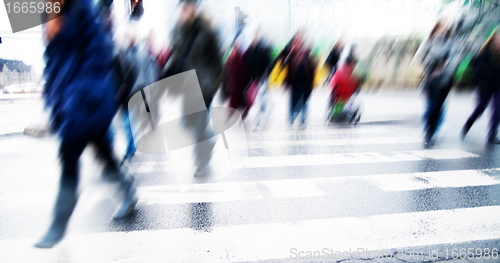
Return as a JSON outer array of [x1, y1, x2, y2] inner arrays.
[[245, 149, 478, 168], [246, 136, 422, 148], [129, 149, 478, 172], [246, 127, 397, 138], [2, 206, 500, 262], [366, 169, 500, 191], [3, 169, 497, 208], [135, 168, 499, 205]]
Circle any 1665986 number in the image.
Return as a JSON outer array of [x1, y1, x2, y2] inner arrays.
[[5, 2, 61, 14]]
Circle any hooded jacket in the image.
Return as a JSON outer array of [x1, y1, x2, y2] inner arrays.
[[415, 36, 455, 92], [43, 0, 119, 143]]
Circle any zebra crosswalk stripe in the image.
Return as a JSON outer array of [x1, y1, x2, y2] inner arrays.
[[135, 168, 500, 205], [129, 149, 479, 172], [245, 149, 478, 168], [1, 206, 499, 262]]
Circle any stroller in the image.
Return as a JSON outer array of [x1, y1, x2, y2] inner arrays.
[[327, 59, 362, 124]]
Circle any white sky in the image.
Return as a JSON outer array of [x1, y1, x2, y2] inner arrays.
[[0, 0, 45, 75]]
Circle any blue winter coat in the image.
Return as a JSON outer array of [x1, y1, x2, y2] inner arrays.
[[43, 0, 119, 144]]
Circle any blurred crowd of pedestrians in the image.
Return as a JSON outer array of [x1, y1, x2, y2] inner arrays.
[[35, 0, 500, 249]]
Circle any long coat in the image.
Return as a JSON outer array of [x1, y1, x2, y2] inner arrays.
[[43, 0, 119, 144], [225, 48, 251, 110], [165, 17, 223, 107], [285, 49, 316, 107]]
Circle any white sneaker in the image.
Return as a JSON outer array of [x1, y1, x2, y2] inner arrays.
[[194, 166, 210, 177]]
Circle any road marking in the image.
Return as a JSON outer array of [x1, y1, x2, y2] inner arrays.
[[246, 136, 423, 147], [246, 127, 397, 138], [129, 149, 478, 172], [134, 168, 499, 205], [366, 169, 500, 191], [245, 149, 478, 168], [3, 168, 498, 207], [1, 206, 499, 262]]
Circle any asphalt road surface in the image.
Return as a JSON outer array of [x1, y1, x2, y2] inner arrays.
[[0, 90, 499, 262]]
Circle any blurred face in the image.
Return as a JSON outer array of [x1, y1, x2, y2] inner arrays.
[[436, 27, 448, 38], [179, 3, 196, 24], [43, 0, 65, 43], [296, 32, 304, 44], [291, 32, 304, 51], [252, 31, 262, 45], [433, 21, 451, 40], [291, 41, 301, 53]]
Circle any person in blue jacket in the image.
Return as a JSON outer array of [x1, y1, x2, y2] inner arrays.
[[35, 0, 137, 248]]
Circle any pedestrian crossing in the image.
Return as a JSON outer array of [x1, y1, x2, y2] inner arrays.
[[244, 149, 477, 168], [1, 124, 500, 263], [128, 148, 478, 172], [134, 168, 500, 205], [1, 206, 500, 262]]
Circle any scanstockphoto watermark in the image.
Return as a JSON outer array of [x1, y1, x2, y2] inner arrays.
[[247, 129, 380, 156], [248, 129, 382, 143], [289, 248, 441, 261], [248, 144, 367, 157]]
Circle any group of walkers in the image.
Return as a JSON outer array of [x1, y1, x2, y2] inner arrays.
[[224, 30, 354, 128], [416, 19, 500, 147], [35, 0, 500, 249], [224, 30, 320, 128], [36, 0, 337, 248]]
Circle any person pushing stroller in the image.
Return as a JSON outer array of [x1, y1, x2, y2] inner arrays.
[[328, 56, 361, 123]]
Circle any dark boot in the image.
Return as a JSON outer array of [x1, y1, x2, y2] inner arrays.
[[487, 136, 500, 144], [104, 168, 137, 219], [423, 133, 434, 148], [461, 121, 473, 141], [35, 188, 77, 248]]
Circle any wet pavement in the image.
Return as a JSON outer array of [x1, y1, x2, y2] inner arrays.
[[0, 89, 499, 262]]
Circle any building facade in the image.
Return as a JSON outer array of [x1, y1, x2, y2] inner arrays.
[[0, 59, 35, 87]]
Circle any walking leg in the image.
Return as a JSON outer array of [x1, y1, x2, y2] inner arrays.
[[93, 129, 137, 219], [35, 141, 85, 248], [488, 89, 500, 143], [424, 88, 449, 145], [463, 85, 492, 139]]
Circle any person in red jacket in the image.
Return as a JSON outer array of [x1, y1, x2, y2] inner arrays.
[[329, 57, 359, 117]]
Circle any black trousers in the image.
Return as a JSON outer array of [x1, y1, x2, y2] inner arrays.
[[464, 83, 500, 141], [59, 128, 120, 192]]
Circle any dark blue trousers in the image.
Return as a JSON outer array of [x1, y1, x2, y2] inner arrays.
[[464, 83, 500, 141]]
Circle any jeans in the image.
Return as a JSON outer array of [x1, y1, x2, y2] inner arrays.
[[254, 80, 270, 127], [122, 109, 136, 158], [424, 87, 450, 141], [289, 95, 308, 125]]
